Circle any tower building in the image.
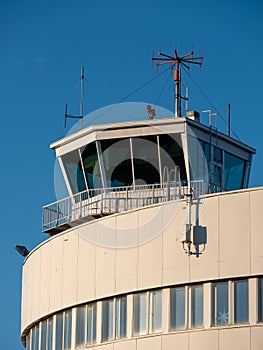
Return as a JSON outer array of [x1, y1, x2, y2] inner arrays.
[[19, 56, 263, 350]]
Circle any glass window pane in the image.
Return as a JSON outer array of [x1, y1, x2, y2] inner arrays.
[[259, 278, 263, 322], [224, 152, 245, 191], [102, 300, 114, 342], [87, 303, 97, 344], [64, 311, 72, 350], [31, 328, 36, 350], [170, 287, 185, 329], [234, 280, 248, 323], [55, 313, 63, 350], [151, 291, 162, 333], [133, 293, 147, 335], [40, 321, 47, 350], [47, 318, 53, 350], [76, 306, 86, 346], [62, 150, 86, 194], [212, 282, 228, 325], [116, 297, 127, 339], [101, 138, 133, 187], [191, 285, 203, 328], [35, 326, 39, 350], [132, 136, 160, 185], [81, 142, 102, 189]]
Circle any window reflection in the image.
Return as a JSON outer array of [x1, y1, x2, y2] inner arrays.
[[132, 136, 160, 185], [212, 282, 228, 325], [81, 142, 102, 189], [101, 138, 133, 187], [116, 297, 127, 339], [191, 285, 203, 328], [55, 313, 63, 350], [102, 300, 114, 342], [258, 278, 263, 322], [87, 303, 97, 344], [160, 134, 187, 185], [151, 291, 162, 333], [133, 293, 147, 335], [170, 287, 185, 329], [76, 306, 85, 346], [224, 152, 245, 191], [40, 321, 47, 350], [234, 280, 248, 324], [62, 150, 86, 194]]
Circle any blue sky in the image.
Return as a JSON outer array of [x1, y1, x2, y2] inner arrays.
[[0, 0, 263, 348]]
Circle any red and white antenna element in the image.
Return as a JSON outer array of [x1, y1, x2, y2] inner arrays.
[[152, 45, 203, 118]]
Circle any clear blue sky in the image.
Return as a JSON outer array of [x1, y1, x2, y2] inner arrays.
[[0, 0, 262, 348]]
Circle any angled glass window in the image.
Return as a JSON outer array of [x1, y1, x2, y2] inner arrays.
[[102, 299, 114, 342], [76, 305, 86, 346], [213, 146, 223, 163], [81, 142, 102, 190], [133, 293, 147, 336], [132, 136, 160, 185], [62, 150, 86, 194], [40, 321, 47, 350], [100, 138, 133, 187], [234, 280, 248, 324], [212, 282, 229, 326], [224, 152, 245, 191], [170, 287, 186, 329], [159, 133, 187, 185], [191, 285, 203, 328], [150, 290, 162, 333], [116, 296, 127, 339], [258, 278, 263, 322], [87, 303, 97, 344]]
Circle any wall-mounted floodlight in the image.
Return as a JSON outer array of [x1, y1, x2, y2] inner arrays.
[[15, 245, 30, 257]]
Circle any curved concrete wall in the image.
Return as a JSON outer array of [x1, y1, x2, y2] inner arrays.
[[21, 187, 263, 339]]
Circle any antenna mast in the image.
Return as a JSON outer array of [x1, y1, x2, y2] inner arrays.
[[152, 45, 203, 117], [64, 67, 85, 129]]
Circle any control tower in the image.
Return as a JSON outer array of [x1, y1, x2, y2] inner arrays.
[[19, 55, 263, 350]]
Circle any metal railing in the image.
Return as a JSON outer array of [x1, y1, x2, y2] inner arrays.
[[42, 180, 204, 233]]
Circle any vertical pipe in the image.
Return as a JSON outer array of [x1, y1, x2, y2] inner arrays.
[[174, 66, 181, 118]]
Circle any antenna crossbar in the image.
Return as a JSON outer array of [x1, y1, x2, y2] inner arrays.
[[152, 46, 203, 117]]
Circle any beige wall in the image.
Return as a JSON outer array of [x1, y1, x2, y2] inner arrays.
[[21, 187, 263, 346]]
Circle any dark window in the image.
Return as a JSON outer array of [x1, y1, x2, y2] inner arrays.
[[259, 278, 263, 322], [159, 134, 187, 185], [224, 152, 245, 191], [81, 142, 102, 189], [100, 138, 133, 187], [132, 136, 160, 185], [234, 280, 248, 324], [62, 150, 86, 194]]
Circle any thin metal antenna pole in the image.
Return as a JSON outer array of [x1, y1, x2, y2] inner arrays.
[[80, 67, 84, 129], [228, 103, 231, 137]]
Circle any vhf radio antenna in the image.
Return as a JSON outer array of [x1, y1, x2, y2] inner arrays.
[[152, 44, 203, 118], [64, 67, 85, 129]]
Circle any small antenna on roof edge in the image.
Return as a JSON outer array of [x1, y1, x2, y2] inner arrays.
[[64, 67, 85, 129]]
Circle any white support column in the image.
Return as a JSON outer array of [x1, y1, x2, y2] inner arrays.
[[204, 283, 212, 328], [127, 294, 134, 339], [96, 301, 102, 344], [162, 288, 169, 334]]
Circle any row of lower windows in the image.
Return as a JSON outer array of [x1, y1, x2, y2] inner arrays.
[[25, 277, 263, 350]]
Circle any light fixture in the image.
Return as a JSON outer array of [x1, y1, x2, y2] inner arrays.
[[15, 245, 30, 257]]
